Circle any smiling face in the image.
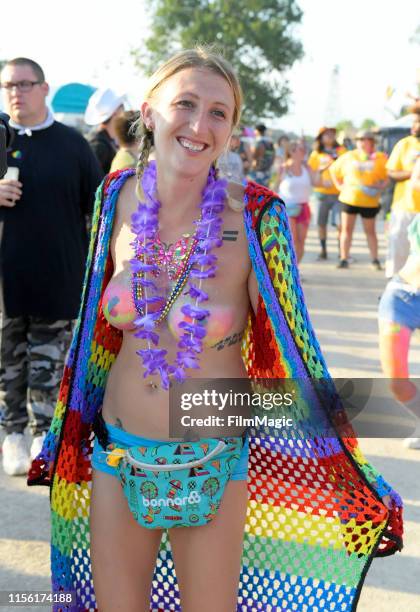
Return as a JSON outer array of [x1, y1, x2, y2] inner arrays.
[[141, 67, 235, 180], [0, 63, 49, 126]]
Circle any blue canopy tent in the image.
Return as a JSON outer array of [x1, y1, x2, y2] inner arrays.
[[52, 83, 96, 130], [52, 83, 96, 114]]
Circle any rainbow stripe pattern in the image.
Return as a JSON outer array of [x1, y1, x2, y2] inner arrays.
[[28, 169, 403, 611]]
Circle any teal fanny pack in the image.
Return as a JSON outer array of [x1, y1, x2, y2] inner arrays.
[[107, 437, 243, 529]]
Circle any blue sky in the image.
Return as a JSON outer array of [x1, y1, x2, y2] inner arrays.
[[1, 0, 418, 134]]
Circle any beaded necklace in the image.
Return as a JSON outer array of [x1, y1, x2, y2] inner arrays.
[[132, 235, 199, 324], [152, 233, 193, 281], [130, 161, 227, 389]]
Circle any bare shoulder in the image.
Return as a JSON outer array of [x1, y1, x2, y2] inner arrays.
[[227, 180, 245, 212], [118, 174, 138, 202], [114, 174, 138, 222]]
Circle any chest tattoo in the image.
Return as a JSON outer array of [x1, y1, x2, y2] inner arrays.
[[222, 230, 239, 242]]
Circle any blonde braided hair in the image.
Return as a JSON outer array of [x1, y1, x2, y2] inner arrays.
[[134, 119, 153, 200]]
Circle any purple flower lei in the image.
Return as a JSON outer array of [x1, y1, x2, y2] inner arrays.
[[130, 160, 227, 390]]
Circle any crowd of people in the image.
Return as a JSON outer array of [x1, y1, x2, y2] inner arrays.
[[224, 115, 419, 277], [0, 51, 417, 611]]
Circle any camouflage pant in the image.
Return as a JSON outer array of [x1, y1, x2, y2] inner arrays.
[[0, 315, 73, 436]]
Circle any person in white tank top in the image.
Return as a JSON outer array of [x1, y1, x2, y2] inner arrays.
[[276, 141, 320, 263]]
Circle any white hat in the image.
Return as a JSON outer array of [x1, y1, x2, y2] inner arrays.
[[84, 88, 125, 125]]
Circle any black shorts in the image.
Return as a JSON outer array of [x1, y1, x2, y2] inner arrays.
[[340, 203, 380, 218]]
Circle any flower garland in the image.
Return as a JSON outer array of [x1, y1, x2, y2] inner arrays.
[[130, 160, 227, 389]]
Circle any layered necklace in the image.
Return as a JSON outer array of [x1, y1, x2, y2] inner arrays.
[[130, 160, 227, 389], [151, 233, 196, 281]]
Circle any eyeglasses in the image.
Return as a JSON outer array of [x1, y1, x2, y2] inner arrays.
[[0, 80, 42, 93]]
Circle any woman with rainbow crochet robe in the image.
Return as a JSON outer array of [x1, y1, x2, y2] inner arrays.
[[28, 47, 403, 612]]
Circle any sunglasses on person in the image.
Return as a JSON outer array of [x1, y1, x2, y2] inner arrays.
[[0, 80, 43, 93]]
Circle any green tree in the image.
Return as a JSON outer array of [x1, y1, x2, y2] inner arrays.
[[132, 0, 303, 121], [360, 118, 376, 130], [335, 119, 354, 133]]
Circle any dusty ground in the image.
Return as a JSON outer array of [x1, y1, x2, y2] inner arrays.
[[302, 220, 420, 612]]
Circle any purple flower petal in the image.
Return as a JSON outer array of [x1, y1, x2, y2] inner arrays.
[[178, 335, 203, 353], [159, 366, 171, 390], [134, 329, 160, 345], [200, 202, 225, 214], [178, 322, 207, 338], [197, 237, 223, 250], [181, 304, 210, 320], [190, 266, 216, 279], [133, 313, 159, 330], [172, 367, 188, 383], [137, 296, 165, 308], [190, 253, 217, 266], [138, 278, 158, 290], [176, 352, 200, 369], [185, 283, 209, 302], [195, 217, 223, 229], [130, 261, 159, 273]]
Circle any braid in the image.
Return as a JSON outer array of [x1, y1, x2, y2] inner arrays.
[[211, 161, 220, 180], [135, 123, 153, 200]]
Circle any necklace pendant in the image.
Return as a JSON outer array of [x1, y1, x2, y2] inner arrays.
[[153, 232, 192, 281]]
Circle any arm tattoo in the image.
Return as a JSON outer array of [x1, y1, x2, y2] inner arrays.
[[212, 330, 244, 351], [222, 230, 239, 242]]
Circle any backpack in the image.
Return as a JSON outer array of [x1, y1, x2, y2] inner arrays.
[[256, 138, 275, 172]]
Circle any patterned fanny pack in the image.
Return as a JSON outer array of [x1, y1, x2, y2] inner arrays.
[[105, 437, 243, 529]]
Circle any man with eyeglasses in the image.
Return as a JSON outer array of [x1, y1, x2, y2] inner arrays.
[[0, 57, 103, 476]]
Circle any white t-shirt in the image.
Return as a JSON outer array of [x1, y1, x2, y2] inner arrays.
[[279, 166, 312, 205]]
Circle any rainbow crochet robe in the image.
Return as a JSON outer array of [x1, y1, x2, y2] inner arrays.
[[28, 169, 403, 612]]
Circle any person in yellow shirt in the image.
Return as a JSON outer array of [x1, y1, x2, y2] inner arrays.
[[329, 130, 388, 269], [411, 156, 420, 196], [385, 106, 420, 277], [308, 127, 346, 260], [110, 110, 139, 172]]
